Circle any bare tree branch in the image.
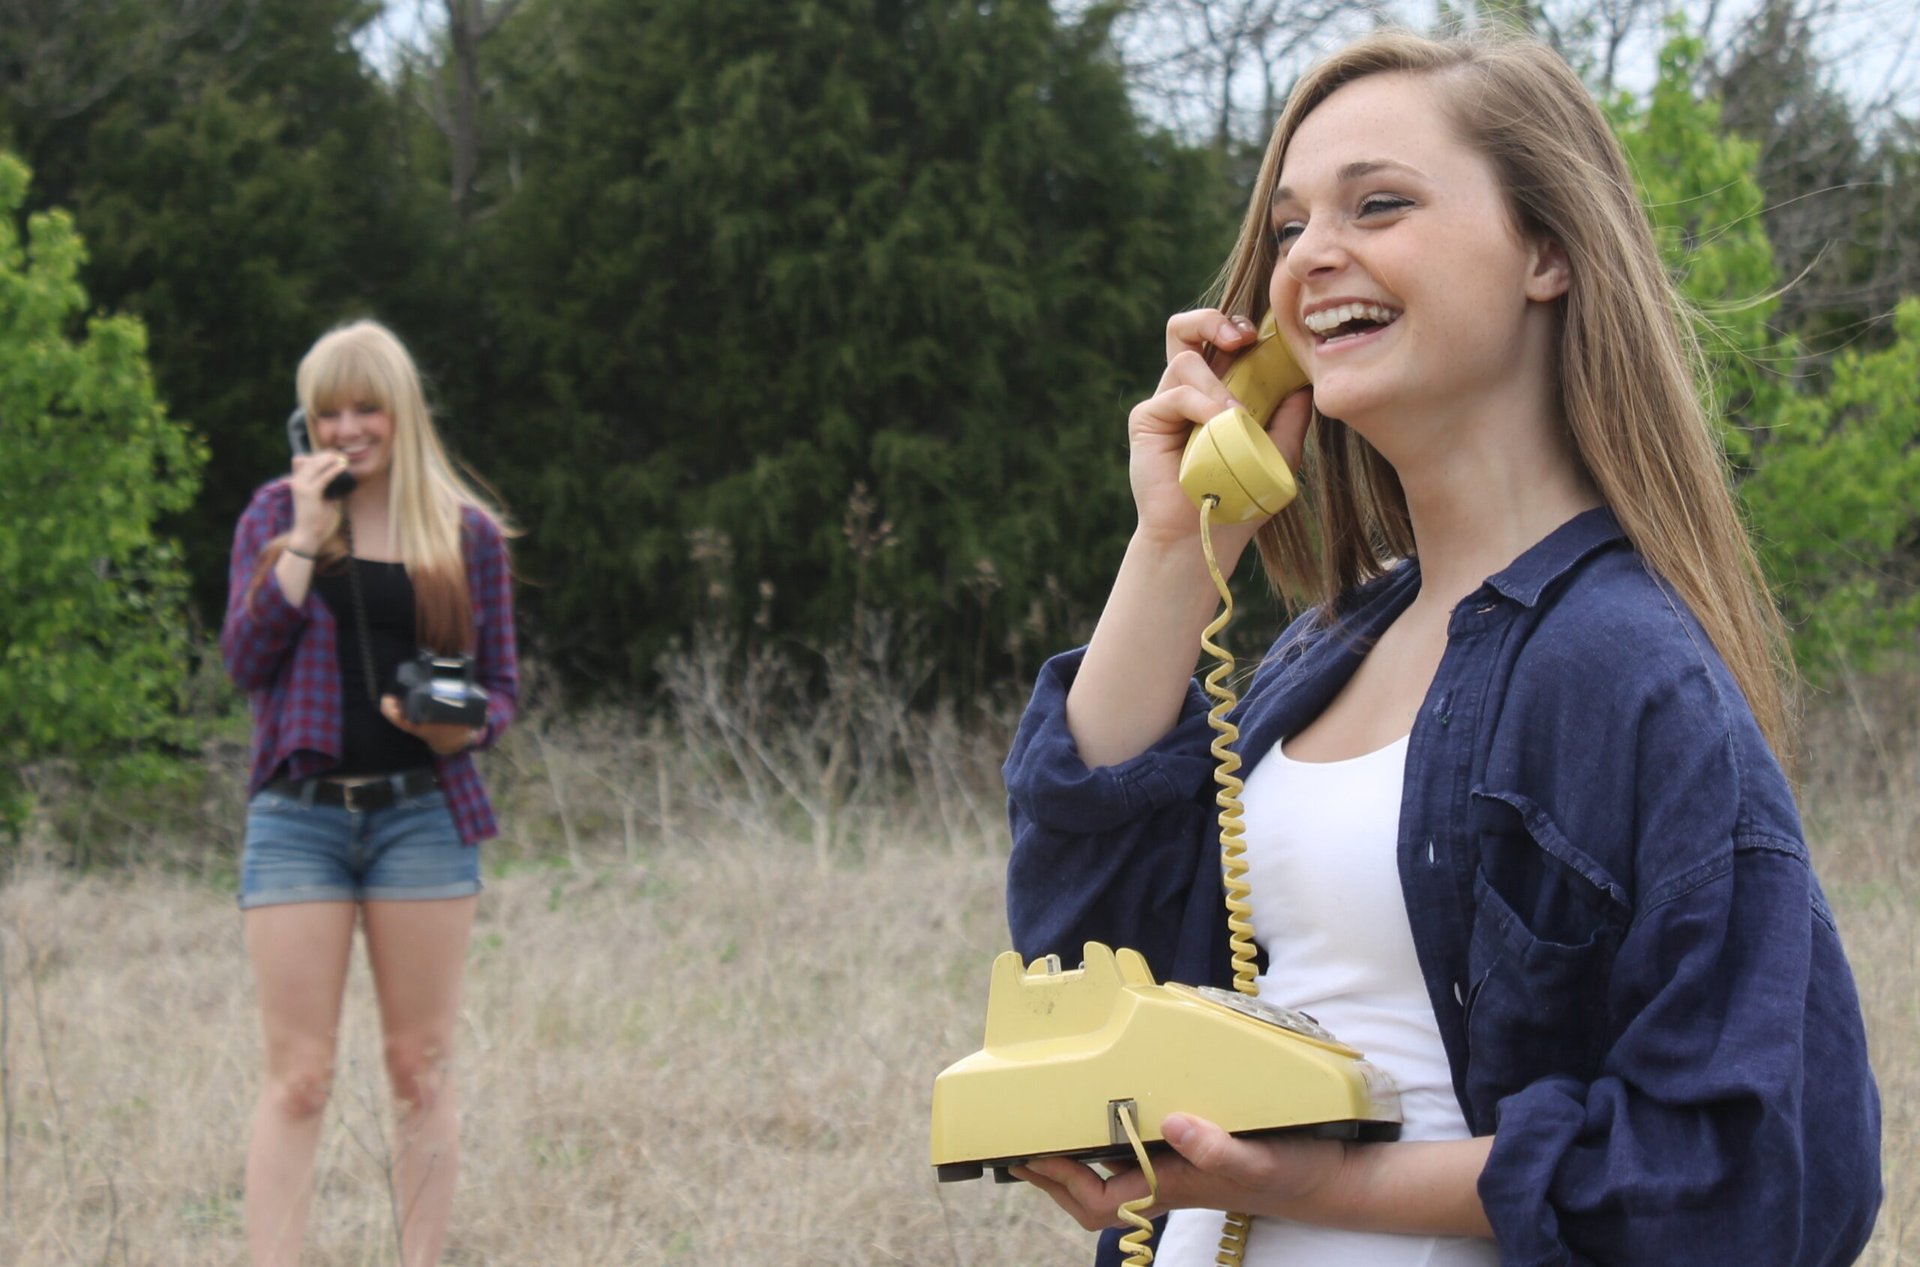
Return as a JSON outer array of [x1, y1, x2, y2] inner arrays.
[[1079, 0, 1916, 148]]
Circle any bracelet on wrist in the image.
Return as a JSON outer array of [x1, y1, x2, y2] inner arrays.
[[285, 545, 318, 560]]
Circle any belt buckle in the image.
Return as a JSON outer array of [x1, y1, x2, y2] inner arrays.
[[342, 782, 375, 813]]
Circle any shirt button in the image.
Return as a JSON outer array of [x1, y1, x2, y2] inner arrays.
[[1426, 838, 1437, 863], [1453, 980, 1465, 1006]]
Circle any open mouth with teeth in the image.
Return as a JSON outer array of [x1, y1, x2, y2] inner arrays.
[[1303, 302, 1402, 345]]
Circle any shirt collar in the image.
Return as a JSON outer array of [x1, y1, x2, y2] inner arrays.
[[1480, 506, 1626, 608]]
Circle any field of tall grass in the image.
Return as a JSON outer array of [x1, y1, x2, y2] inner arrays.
[[0, 635, 1912, 1265]]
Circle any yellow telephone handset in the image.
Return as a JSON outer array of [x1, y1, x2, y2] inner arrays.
[[1177, 312, 1308, 523]]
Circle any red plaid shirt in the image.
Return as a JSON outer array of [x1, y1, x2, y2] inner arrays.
[[220, 480, 519, 845]]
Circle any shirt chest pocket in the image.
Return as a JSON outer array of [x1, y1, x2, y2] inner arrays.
[[1463, 788, 1631, 1104]]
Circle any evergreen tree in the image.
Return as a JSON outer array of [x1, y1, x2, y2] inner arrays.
[[475, 0, 1230, 691], [1712, 0, 1884, 364]]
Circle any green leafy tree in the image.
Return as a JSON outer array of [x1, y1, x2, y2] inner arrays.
[[1611, 30, 1919, 676], [1740, 298, 1920, 673], [0, 156, 206, 826], [0, 0, 444, 621], [1611, 30, 1784, 463]]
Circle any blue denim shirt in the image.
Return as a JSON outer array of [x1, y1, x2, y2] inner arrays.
[[1004, 508, 1881, 1266]]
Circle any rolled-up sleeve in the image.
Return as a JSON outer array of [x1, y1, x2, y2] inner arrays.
[[1466, 575, 1889, 1267], [1474, 639, 1882, 1267], [1003, 647, 1233, 982], [463, 510, 518, 750], [219, 483, 306, 691], [1480, 837, 1879, 1265]]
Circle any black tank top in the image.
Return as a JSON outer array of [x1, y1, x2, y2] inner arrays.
[[312, 559, 436, 775]]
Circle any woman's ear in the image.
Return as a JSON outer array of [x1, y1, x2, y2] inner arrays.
[[1526, 237, 1572, 302]]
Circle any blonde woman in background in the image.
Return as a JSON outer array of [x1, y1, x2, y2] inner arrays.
[[1002, 29, 1880, 1267], [220, 320, 519, 1265]]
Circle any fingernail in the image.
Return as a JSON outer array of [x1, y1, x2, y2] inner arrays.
[[1163, 1115, 1192, 1146], [1235, 315, 1256, 330], [1216, 322, 1240, 344]]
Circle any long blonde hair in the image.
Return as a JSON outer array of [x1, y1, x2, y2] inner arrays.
[[260, 319, 515, 653], [1213, 28, 1796, 764]]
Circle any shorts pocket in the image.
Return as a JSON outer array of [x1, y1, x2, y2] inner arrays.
[[393, 787, 448, 812], [248, 788, 310, 814]]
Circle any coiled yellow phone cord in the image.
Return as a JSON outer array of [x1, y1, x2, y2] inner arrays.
[[1198, 497, 1261, 1003], [1198, 495, 1255, 1267], [1117, 1102, 1160, 1265]]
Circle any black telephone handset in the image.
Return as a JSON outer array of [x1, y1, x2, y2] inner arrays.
[[286, 406, 357, 500]]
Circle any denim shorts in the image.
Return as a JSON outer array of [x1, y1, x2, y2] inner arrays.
[[238, 784, 482, 908]]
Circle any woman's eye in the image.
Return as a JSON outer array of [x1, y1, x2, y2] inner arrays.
[[1272, 221, 1305, 250], [1358, 194, 1413, 217]]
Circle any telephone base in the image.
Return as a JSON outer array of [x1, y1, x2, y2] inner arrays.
[[930, 944, 1404, 1182], [935, 1117, 1402, 1183]]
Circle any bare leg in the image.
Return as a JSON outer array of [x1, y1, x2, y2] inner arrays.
[[362, 897, 477, 1267], [244, 901, 358, 1267]]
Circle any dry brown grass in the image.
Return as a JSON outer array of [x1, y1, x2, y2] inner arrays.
[[1799, 664, 1920, 1266], [0, 645, 1911, 1265]]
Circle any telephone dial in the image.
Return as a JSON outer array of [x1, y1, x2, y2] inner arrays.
[[930, 311, 1400, 1264]]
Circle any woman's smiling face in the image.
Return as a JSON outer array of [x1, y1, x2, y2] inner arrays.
[[312, 394, 395, 483], [1268, 70, 1567, 442]]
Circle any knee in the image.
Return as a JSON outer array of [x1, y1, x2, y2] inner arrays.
[[264, 1066, 334, 1122], [383, 1035, 453, 1111]]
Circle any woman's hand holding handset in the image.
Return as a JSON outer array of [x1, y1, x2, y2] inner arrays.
[[274, 450, 352, 607], [287, 451, 351, 555], [1065, 309, 1312, 769], [1131, 309, 1313, 561]]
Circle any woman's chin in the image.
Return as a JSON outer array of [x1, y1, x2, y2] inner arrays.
[[1303, 380, 1385, 428]]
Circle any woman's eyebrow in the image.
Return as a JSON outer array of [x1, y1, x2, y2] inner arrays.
[[1273, 158, 1430, 205]]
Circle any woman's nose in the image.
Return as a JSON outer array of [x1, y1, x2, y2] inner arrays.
[[1284, 216, 1349, 281]]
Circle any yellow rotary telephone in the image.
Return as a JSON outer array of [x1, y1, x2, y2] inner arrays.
[[929, 312, 1401, 1264], [929, 941, 1401, 1182]]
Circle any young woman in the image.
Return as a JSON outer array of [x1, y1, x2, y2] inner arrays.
[[219, 319, 518, 1266], [1001, 29, 1880, 1267]]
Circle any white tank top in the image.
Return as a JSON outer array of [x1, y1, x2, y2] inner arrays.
[[1154, 734, 1498, 1267]]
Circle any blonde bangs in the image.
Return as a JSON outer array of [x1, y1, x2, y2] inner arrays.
[[297, 336, 399, 421]]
